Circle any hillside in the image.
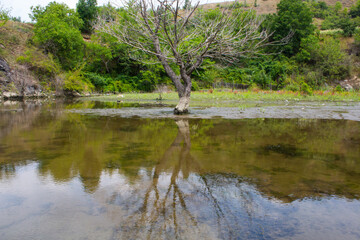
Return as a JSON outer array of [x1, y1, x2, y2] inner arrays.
[[0, 21, 61, 98], [202, 0, 358, 15], [1, 0, 360, 99]]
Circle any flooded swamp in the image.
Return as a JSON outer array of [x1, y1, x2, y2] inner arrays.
[[0, 99, 360, 239]]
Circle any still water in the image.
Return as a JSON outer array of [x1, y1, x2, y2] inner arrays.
[[1, 101, 360, 240]]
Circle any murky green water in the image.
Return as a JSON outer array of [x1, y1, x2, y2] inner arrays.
[[1, 101, 360, 240]]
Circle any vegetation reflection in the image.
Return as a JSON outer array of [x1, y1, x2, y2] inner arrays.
[[0, 101, 359, 202]]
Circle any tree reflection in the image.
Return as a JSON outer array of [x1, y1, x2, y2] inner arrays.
[[111, 120, 260, 239], [1, 101, 360, 204]]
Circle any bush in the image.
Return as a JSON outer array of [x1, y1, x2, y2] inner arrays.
[[76, 0, 97, 34], [84, 72, 109, 90], [251, 69, 272, 88], [355, 28, 360, 44], [284, 82, 300, 91], [64, 67, 94, 93], [0, 5, 10, 27], [321, 15, 341, 30], [31, 2, 84, 69], [335, 85, 343, 92], [197, 68, 223, 88], [270, 0, 315, 56], [339, 17, 357, 37], [191, 81, 200, 91], [304, 70, 325, 87], [296, 35, 350, 84], [300, 81, 313, 95], [317, 37, 350, 80], [350, 0, 360, 18], [16, 48, 60, 82]]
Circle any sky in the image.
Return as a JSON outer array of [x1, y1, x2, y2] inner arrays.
[[1, 0, 112, 22], [1, 0, 221, 23], [0, 0, 222, 22]]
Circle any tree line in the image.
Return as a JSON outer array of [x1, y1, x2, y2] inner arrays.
[[5, 0, 360, 98]]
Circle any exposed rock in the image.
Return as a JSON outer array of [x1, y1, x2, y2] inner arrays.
[[340, 76, 360, 91], [64, 90, 82, 97], [342, 84, 353, 91], [1, 64, 45, 99], [0, 58, 11, 73], [2, 91, 22, 99], [0, 57, 12, 83]]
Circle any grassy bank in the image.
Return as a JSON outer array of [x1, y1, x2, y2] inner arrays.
[[85, 89, 360, 103]]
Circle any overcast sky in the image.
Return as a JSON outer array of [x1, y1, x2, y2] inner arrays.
[[1, 0, 112, 22], [1, 0, 221, 22]]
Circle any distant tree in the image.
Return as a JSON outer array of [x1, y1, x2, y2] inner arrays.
[[183, 0, 191, 9], [350, 0, 360, 18], [76, 0, 97, 34], [10, 16, 21, 22], [0, 5, 10, 27], [334, 1, 343, 14], [270, 0, 315, 56], [30, 2, 84, 69], [339, 17, 356, 37], [97, 3, 117, 22]]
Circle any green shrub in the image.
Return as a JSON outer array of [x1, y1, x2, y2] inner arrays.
[[64, 68, 94, 93], [269, 0, 315, 56], [339, 17, 357, 36], [304, 70, 325, 87], [318, 37, 350, 80], [16, 48, 60, 81], [31, 2, 84, 69], [296, 35, 350, 84], [84, 72, 110, 90], [300, 81, 313, 95], [251, 69, 272, 88], [335, 85, 343, 92], [76, 0, 97, 34], [284, 76, 301, 91], [248, 82, 260, 91], [285, 82, 300, 91], [354, 27, 360, 44], [0, 6, 9, 27], [191, 81, 200, 91]]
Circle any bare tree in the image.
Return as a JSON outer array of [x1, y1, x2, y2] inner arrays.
[[96, 0, 285, 114]]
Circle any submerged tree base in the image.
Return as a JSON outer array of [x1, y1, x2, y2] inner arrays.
[[174, 96, 190, 114], [174, 108, 189, 114]]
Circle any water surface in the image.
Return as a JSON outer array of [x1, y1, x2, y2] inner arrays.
[[1, 100, 360, 239]]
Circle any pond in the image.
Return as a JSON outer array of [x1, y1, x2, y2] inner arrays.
[[1, 100, 360, 239]]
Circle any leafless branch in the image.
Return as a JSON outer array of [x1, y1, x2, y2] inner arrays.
[[95, 0, 290, 112]]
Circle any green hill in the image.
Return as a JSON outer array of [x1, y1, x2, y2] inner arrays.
[[202, 0, 357, 14]]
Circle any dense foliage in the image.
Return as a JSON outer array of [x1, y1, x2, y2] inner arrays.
[[30, 2, 84, 69], [270, 0, 315, 56], [0, 5, 10, 27], [17, 0, 360, 94], [76, 0, 97, 34]]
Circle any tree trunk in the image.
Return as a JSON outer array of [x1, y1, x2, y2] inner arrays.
[[174, 95, 190, 114], [174, 82, 191, 114]]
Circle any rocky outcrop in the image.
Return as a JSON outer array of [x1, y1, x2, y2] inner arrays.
[[63, 90, 82, 97], [340, 76, 360, 91], [0, 57, 12, 84], [1, 58, 45, 99]]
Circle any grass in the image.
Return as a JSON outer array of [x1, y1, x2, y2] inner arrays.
[[84, 89, 360, 107]]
